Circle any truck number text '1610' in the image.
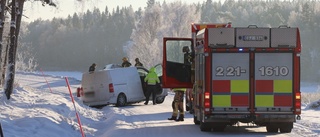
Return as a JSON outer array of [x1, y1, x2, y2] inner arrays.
[[215, 66, 289, 76]]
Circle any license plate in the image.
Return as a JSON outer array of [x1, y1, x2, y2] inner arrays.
[[84, 92, 95, 97]]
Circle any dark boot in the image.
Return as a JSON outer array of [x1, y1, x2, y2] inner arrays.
[[175, 114, 184, 121], [168, 116, 177, 120]]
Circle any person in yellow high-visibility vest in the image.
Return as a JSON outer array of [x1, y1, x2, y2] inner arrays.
[[144, 67, 160, 105], [168, 88, 186, 121]]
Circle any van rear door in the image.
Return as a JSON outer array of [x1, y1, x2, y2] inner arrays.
[[81, 72, 104, 103]]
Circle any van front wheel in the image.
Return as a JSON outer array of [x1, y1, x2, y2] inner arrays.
[[116, 93, 127, 107], [156, 96, 165, 104]]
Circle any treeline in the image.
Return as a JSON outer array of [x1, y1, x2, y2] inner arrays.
[[21, 0, 320, 81], [22, 6, 138, 71]]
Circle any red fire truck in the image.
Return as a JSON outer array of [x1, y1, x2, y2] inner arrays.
[[162, 23, 301, 133]]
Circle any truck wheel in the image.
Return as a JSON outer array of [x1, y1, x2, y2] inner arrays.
[[155, 96, 165, 104], [279, 127, 292, 133], [189, 108, 194, 114], [200, 121, 211, 132], [266, 125, 278, 133], [212, 124, 226, 132], [116, 93, 127, 107], [193, 115, 200, 125], [279, 122, 293, 133]]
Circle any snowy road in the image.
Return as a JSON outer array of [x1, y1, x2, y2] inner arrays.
[[99, 94, 295, 137], [0, 72, 316, 137]]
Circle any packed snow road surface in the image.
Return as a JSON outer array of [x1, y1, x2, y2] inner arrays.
[[0, 72, 318, 137]]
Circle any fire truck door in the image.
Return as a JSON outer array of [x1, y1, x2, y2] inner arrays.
[[211, 53, 250, 112], [162, 38, 193, 88], [254, 52, 294, 113]]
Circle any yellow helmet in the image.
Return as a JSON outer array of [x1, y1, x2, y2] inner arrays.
[[122, 57, 128, 61]]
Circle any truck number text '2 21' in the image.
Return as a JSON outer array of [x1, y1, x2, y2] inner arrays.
[[215, 66, 289, 76]]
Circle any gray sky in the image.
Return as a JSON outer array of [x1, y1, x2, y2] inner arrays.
[[23, 0, 224, 22]]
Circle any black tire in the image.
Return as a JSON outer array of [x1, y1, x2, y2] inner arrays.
[[212, 125, 226, 132], [194, 115, 200, 125], [0, 122, 4, 137], [266, 125, 278, 133], [116, 93, 127, 107], [279, 127, 292, 133], [155, 96, 165, 104], [189, 109, 194, 114], [200, 121, 211, 132], [279, 122, 293, 133]]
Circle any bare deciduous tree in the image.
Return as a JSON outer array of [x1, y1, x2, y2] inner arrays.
[[127, 1, 200, 69], [0, 0, 8, 86]]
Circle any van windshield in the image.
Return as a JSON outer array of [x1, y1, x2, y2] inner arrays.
[[153, 64, 162, 76], [137, 64, 162, 77]]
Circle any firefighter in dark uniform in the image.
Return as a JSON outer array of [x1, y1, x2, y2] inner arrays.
[[183, 46, 192, 66], [89, 63, 96, 72], [134, 58, 143, 67], [182, 46, 194, 112]]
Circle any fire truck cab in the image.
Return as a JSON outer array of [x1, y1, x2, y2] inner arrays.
[[162, 23, 301, 133]]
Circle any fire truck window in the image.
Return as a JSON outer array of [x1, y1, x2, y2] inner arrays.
[[165, 40, 192, 82], [166, 40, 192, 63]]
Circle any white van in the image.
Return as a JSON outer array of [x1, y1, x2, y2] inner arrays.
[[78, 64, 167, 107]]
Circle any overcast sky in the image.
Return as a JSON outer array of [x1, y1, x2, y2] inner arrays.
[[23, 0, 216, 22]]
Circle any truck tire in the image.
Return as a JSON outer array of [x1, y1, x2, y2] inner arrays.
[[0, 122, 3, 137], [116, 93, 127, 107], [155, 96, 165, 104], [193, 115, 200, 125], [280, 127, 292, 133], [279, 122, 293, 133], [200, 121, 211, 132], [212, 124, 226, 132], [266, 125, 278, 133]]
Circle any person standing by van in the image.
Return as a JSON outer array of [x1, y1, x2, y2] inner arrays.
[[89, 63, 96, 72], [144, 67, 160, 105], [134, 58, 143, 67], [122, 57, 132, 67]]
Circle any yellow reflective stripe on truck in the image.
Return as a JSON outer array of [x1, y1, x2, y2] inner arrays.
[[274, 80, 292, 93], [255, 80, 292, 107], [213, 95, 231, 107], [212, 80, 249, 107], [255, 95, 274, 107], [231, 80, 249, 93]]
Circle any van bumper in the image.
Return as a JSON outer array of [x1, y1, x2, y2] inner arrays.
[[83, 100, 110, 107]]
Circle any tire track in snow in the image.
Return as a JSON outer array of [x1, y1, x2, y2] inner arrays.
[[292, 122, 320, 137]]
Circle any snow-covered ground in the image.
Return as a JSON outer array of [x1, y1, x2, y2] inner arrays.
[[0, 71, 319, 137]]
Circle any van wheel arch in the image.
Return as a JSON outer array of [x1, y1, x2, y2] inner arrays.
[[116, 93, 127, 107]]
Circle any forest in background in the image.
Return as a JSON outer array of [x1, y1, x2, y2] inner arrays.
[[20, 0, 320, 81]]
